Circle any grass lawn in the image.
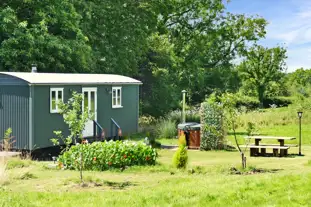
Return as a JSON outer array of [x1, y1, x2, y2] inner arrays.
[[1, 145, 311, 207]]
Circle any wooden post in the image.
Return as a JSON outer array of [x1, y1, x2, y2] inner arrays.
[[273, 148, 278, 157], [279, 139, 285, 157]]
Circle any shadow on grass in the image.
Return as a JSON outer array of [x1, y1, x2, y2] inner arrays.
[[103, 181, 136, 190], [250, 153, 304, 158], [229, 167, 283, 175]]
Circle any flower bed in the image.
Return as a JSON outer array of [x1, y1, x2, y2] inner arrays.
[[58, 141, 158, 171]]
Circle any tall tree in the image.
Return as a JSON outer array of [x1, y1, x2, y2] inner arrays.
[[0, 1, 92, 72], [75, 0, 160, 76], [156, 0, 268, 104], [238, 45, 287, 107]]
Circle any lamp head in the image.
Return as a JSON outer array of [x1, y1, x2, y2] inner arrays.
[[182, 90, 187, 94], [297, 111, 303, 118]]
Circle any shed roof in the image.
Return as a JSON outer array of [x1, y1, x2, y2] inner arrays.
[[0, 72, 142, 85]]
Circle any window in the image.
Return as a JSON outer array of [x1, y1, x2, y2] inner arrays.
[[50, 88, 64, 113], [112, 87, 122, 108]]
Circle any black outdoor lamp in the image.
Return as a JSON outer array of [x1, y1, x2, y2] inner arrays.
[[297, 111, 303, 156]]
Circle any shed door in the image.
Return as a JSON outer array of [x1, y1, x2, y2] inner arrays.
[[82, 88, 97, 137]]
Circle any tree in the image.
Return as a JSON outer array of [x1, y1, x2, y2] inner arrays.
[[51, 91, 92, 183], [0, 1, 92, 72], [238, 45, 287, 107], [156, 0, 268, 104]]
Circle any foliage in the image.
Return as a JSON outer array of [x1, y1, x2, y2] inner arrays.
[[156, 119, 177, 139], [0, 2, 92, 72], [178, 134, 187, 147], [172, 135, 188, 169], [2, 128, 14, 151], [238, 45, 287, 107], [234, 94, 293, 110], [51, 91, 92, 183], [51, 91, 91, 145], [58, 141, 157, 171], [220, 93, 247, 168], [138, 115, 157, 134], [200, 96, 226, 150]]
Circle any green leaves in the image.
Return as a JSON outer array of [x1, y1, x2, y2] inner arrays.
[[58, 141, 158, 171], [238, 45, 287, 106]]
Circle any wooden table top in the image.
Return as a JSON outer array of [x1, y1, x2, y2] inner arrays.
[[244, 136, 296, 140]]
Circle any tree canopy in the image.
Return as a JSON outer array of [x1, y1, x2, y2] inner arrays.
[[238, 45, 287, 107], [0, 0, 294, 116]]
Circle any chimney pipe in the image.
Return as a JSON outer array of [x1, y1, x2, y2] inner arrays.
[[31, 64, 37, 73]]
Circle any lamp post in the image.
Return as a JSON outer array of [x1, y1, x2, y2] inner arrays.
[[182, 90, 187, 123], [297, 111, 303, 156]]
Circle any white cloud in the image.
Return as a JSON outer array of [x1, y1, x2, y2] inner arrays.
[[263, 1, 311, 72]]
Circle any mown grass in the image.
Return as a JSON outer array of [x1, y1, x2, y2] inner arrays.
[[1, 147, 311, 206], [1, 107, 311, 206]]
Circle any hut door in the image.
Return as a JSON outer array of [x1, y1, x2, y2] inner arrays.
[[82, 88, 97, 137]]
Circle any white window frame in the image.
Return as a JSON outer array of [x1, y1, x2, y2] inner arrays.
[[112, 86, 122, 108], [50, 88, 64, 113]]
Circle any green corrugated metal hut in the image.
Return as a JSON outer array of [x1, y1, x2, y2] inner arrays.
[[0, 68, 142, 150]]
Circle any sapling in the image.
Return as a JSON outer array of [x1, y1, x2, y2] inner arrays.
[[50, 91, 92, 183]]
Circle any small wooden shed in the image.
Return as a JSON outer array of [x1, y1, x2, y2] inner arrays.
[[0, 69, 142, 150]]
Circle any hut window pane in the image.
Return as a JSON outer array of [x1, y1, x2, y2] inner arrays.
[[112, 87, 122, 108], [50, 88, 64, 113]]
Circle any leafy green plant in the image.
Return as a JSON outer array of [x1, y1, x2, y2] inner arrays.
[[2, 128, 15, 151], [172, 135, 188, 169], [178, 134, 187, 146], [51, 91, 92, 183], [58, 141, 158, 171], [200, 95, 226, 150], [156, 118, 177, 138]]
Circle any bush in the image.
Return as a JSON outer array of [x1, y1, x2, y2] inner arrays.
[[234, 95, 293, 110], [263, 97, 293, 108], [156, 119, 177, 138], [58, 141, 158, 171], [235, 95, 260, 110], [172, 135, 188, 169], [138, 115, 157, 134], [200, 101, 226, 150]]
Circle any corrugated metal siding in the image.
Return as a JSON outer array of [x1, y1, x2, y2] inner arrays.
[[97, 85, 139, 136], [0, 74, 28, 85], [0, 86, 30, 150], [33, 85, 81, 149]]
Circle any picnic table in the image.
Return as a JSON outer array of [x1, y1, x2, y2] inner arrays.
[[241, 136, 297, 157]]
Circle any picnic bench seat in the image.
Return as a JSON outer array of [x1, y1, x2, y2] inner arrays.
[[240, 144, 290, 157]]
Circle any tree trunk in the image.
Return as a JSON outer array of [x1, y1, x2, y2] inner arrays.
[[241, 152, 247, 169], [257, 85, 265, 108]]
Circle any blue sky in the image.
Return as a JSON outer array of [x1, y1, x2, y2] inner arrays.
[[225, 0, 311, 72]]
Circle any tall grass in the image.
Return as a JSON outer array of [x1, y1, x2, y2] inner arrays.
[[238, 106, 311, 128], [166, 108, 200, 124], [0, 157, 8, 185], [156, 119, 177, 138]]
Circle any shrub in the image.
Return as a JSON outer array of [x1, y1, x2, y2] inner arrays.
[[58, 141, 158, 171], [172, 135, 188, 169], [138, 115, 157, 134], [156, 118, 177, 138], [235, 95, 260, 110], [263, 96, 293, 108], [200, 100, 226, 150]]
